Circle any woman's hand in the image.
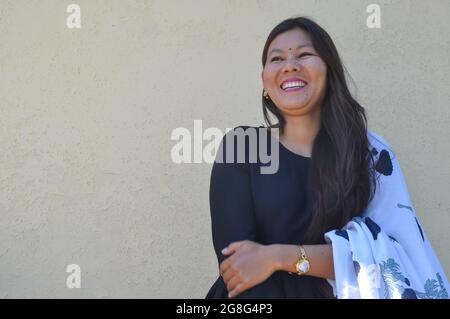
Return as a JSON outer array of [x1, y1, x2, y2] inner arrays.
[[219, 240, 276, 298]]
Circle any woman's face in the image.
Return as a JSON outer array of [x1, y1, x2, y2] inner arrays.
[[262, 28, 327, 117]]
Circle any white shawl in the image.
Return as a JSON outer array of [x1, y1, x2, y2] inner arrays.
[[325, 130, 449, 299]]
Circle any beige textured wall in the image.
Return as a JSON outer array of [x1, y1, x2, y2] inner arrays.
[[0, 0, 448, 298]]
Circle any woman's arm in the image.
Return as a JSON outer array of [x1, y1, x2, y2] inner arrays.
[[221, 241, 335, 298], [211, 129, 289, 299], [209, 129, 258, 266], [267, 244, 335, 280]]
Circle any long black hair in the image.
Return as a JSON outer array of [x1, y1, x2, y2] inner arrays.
[[262, 17, 378, 244]]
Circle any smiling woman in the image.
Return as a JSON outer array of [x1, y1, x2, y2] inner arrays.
[[262, 29, 327, 125], [205, 17, 449, 299]]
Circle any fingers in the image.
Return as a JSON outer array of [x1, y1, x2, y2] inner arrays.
[[222, 240, 246, 256], [221, 267, 236, 284], [229, 283, 246, 299], [219, 240, 252, 299], [226, 275, 241, 293], [219, 257, 232, 276], [223, 271, 246, 298], [220, 241, 246, 275]]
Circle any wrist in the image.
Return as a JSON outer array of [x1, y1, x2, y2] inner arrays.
[[265, 244, 282, 272], [268, 244, 305, 273], [265, 244, 297, 272]]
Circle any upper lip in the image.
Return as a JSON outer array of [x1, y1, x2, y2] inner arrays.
[[280, 77, 308, 89]]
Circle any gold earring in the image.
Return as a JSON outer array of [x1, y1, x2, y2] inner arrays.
[[263, 90, 269, 99]]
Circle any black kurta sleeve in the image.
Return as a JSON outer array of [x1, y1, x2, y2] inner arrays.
[[209, 128, 257, 266], [208, 128, 283, 299]]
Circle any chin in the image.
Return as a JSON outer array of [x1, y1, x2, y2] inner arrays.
[[279, 101, 309, 110], [278, 102, 319, 116]]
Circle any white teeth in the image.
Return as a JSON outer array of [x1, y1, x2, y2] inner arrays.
[[281, 81, 306, 90]]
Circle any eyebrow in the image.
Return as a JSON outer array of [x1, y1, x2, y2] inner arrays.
[[268, 43, 314, 56]]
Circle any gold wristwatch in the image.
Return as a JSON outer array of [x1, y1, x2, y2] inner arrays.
[[292, 245, 310, 276]]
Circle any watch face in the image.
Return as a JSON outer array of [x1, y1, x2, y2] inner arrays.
[[297, 260, 310, 273]]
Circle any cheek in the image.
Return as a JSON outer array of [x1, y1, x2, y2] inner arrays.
[[305, 61, 327, 87], [307, 60, 326, 76], [262, 67, 278, 85]]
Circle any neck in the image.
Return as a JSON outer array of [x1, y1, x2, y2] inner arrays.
[[281, 108, 321, 156]]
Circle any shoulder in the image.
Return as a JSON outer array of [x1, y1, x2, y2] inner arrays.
[[215, 125, 268, 165], [215, 125, 256, 163]]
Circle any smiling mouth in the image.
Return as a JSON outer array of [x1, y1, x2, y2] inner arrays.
[[280, 80, 307, 92]]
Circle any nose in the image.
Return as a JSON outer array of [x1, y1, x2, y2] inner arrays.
[[281, 56, 301, 73]]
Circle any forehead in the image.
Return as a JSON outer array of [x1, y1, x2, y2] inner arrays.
[[268, 28, 312, 53]]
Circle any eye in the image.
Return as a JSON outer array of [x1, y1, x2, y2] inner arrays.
[[270, 56, 282, 62], [298, 52, 313, 58]]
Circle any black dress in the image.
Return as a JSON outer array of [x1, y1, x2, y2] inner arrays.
[[206, 126, 333, 299]]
